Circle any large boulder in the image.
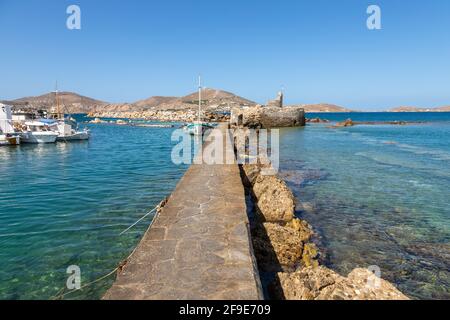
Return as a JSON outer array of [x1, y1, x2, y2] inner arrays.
[[252, 222, 304, 272], [273, 266, 409, 300], [252, 175, 295, 222]]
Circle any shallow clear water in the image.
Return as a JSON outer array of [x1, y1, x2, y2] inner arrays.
[[0, 116, 188, 299], [280, 112, 450, 300]]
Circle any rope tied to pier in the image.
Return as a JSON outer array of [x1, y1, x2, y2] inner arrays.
[[51, 197, 168, 300], [119, 197, 167, 235]]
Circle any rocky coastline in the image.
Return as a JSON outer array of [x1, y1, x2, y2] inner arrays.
[[231, 126, 409, 300], [239, 161, 409, 300]]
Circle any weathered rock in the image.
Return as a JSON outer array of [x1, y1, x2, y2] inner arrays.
[[302, 243, 319, 268], [333, 118, 355, 127], [241, 164, 262, 187], [231, 106, 305, 128], [273, 266, 409, 300], [306, 117, 329, 123], [252, 175, 295, 222], [252, 222, 304, 272], [89, 117, 108, 124], [284, 218, 313, 242]]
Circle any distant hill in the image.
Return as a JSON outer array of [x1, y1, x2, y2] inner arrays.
[[389, 106, 450, 112], [130, 88, 256, 111], [3, 88, 255, 114], [4, 90, 365, 114], [133, 96, 179, 109], [289, 103, 354, 113], [181, 88, 255, 105], [10, 91, 107, 113]]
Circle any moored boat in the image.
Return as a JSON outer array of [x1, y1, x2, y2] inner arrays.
[[48, 84, 90, 142], [19, 121, 59, 144], [183, 76, 213, 136]]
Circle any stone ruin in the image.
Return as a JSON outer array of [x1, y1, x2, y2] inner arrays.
[[230, 92, 305, 129], [267, 91, 284, 108]]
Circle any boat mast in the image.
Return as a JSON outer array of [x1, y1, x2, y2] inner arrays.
[[198, 75, 201, 123], [55, 81, 62, 119]]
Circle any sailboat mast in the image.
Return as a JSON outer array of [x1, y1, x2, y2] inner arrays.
[[198, 75, 201, 123], [55, 81, 61, 119]]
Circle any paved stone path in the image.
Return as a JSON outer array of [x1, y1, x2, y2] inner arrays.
[[104, 125, 263, 300]]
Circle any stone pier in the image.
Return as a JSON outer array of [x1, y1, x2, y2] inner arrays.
[[104, 124, 263, 300]]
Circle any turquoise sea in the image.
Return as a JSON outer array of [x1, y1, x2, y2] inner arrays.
[[0, 116, 188, 299], [280, 112, 450, 300], [0, 112, 449, 300]]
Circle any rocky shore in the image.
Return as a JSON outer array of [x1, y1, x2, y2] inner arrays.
[[240, 162, 409, 300], [233, 128, 409, 300]]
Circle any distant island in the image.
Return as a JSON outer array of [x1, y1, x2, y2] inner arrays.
[[388, 106, 450, 112]]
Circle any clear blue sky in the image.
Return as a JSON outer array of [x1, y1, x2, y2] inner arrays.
[[1, 0, 449, 110]]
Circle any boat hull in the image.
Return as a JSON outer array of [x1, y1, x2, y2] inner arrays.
[[7, 136, 21, 145], [56, 131, 90, 141], [20, 132, 58, 144], [0, 134, 21, 146]]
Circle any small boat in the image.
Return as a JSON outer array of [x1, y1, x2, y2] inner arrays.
[[184, 121, 214, 136], [19, 121, 59, 144], [40, 118, 90, 141], [183, 76, 213, 136], [47, 84, 90, 141], [55, 122, 90, 141]]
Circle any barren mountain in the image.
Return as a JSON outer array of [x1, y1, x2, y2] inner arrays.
[[289, 103, 353, 113], [10, 91, 107, 113], [132, 88, 256, 111], [133, 96, 179, 109]]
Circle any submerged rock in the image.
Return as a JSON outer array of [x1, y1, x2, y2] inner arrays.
[[333, 118, 355, 128], [301, 243, 320, 268], [306, 118, 330, 123], [273, 266, 409, 300]]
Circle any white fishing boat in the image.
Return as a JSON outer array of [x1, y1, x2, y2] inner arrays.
[[48, 84, 90, 141], [0, 103, 21, 145], [54, 121, 90, 141], [19, 121, 59, 144]]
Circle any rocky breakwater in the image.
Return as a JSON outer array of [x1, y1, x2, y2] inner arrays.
[[241, 163, 409, 300], [234, 129, 408, 300]]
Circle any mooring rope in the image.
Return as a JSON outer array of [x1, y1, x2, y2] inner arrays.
[[51, 198, 167, 300], [119, 207, 157, 236]]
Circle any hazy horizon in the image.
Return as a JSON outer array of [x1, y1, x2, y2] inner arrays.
[[1, 0, 450, 110]]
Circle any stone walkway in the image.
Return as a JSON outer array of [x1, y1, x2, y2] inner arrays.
[[104, 125, 263, 300]]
